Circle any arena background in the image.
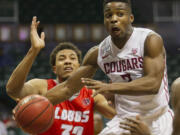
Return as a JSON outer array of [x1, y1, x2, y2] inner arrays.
[[0, 0, 179, 134]]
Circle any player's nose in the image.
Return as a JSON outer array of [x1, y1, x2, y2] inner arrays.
[[111, 14, 118, 24], [64, 58, 72, 65]]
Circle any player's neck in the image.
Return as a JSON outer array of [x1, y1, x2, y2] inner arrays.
[[57, 76, 67, 83], [112, 27, 134, 49]]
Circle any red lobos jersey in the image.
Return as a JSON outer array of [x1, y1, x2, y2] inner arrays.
[[39, 79, 94, 135]]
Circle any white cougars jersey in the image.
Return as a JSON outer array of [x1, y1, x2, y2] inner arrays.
[[97, 27, 170, 117]]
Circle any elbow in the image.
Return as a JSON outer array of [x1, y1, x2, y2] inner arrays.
[[6, 80, 15, 96], [6, 83, 13, 97], [149, 79, 162, 94], [105, 112, 116, 119], [6, 86, 16, 99], [109, 112, 116, 119]]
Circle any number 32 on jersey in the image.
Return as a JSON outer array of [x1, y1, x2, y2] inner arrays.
[[61, 124, 83, 135]]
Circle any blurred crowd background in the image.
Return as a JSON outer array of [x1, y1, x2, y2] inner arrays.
[[0, 0, 179, 134]]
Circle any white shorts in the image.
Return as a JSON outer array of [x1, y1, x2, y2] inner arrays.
[[99, 109, 174, 135]]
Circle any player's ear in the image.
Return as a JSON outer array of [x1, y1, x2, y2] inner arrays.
[[52, 66, 57, 74], [130, 14, 134, 23]]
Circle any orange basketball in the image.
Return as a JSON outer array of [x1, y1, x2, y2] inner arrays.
[[14, 95, 54, 134]]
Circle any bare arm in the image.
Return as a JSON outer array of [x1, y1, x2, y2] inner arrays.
[[6, 17, 46, 100], [45, 46, 99, 105], [171, 77, 180, 109], [94, 92, 116, 119], [171, 78, 180, 135]]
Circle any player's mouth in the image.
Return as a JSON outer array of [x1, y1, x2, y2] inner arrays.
[[111, 26, 120, 32], [64, 67, 73, 72], [111, 26, 121, 35]]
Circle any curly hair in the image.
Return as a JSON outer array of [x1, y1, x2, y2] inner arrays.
[[50, 42, 82, 67]]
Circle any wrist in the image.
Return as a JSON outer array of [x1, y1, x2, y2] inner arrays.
[[29, 47, 41, 54]]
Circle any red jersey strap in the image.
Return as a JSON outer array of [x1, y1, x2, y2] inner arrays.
[[47, 79, 57, 90]]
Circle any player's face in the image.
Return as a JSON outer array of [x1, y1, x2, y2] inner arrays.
[[53, 49, 80, 80], [104, 2, 134, 39]]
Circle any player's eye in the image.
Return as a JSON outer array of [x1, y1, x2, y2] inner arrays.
[[105, 13, 112, 18], [118, 12, 124, 17], [58, 57, 65, 61], [71, 57, 77, 60]]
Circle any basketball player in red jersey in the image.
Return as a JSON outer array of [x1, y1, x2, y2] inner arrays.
[[6, 17, 116, 135]]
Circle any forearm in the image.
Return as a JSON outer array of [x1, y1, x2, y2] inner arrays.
[[95, 103, 116, 119], [6, 48, 39, 95], [101, 107, 116, 119], [109, 76, 161, 95], [46, 65, 97, 105], [45, 82, 70, 105]]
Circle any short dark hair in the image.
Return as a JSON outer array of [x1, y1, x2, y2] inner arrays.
[[50, 42, 82, 67], [103, 0, 132, 11]]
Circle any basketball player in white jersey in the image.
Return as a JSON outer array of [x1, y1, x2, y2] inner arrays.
[[171, 77, 180, 135], [7, 0, 172, 134], [80, 0, 173, 134], [27, 0, 173, 134]]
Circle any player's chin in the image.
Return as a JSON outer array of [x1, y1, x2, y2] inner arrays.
[[62, 72, 73, 79], [112, 33, 125, 39]]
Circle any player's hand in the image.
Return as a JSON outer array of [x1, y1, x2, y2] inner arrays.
[[30, 16, 45, 52], [120, 116, 151, 135], [12, 98, 20, 120], [81, 78, 111, 96]]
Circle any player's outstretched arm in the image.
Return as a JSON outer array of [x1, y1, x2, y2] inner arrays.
[[45, 46, 99, 105], [94, 92, 116, 119], [82, 33, 165, 95], [6, 16, 46, 100]]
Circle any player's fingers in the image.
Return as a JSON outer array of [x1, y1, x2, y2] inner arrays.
[[12, 108, 16, 120], [125, 117, 139, 124], [32, 16, 37, 23], [86, 85, 99, 90], [35, 21, 40, 28], [120, 121, 137, 128], [41, 32, 45, 40], [92, 91, 99, 97], [82, 79, 96, 86], [31, 16, 37, 28], [81, 78, 96, 82], [120, 124, 136, 133], [12, 114, 15, 120], [135, 115, 142, 121]]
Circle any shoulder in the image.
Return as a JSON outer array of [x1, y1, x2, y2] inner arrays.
[[135, 27, 154, 33], [93, 91, 108, 105], [144, 32, 164, 57], [82, 46, 99, 66], [26, 78, 47, 85], [171, 77, 180, 88], [87, 46, 99, 55], [25, 78, 48, 95]]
